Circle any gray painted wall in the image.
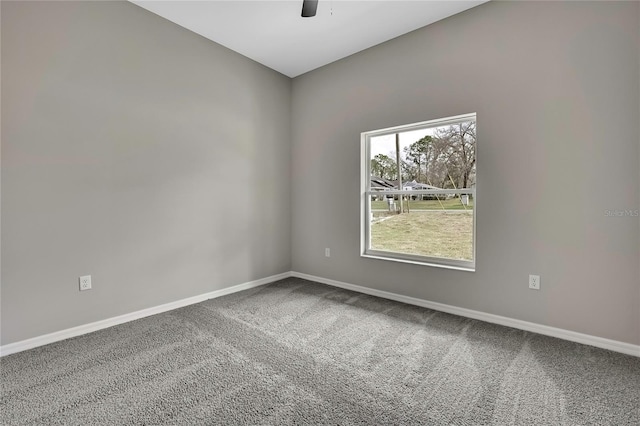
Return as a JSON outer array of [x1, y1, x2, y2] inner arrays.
[[292, 1, 640, 345], [1, 1, 292, 345], [2, 1, 638, 348]]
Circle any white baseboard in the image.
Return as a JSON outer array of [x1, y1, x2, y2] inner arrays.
[[0, 272, 291, 357], [290, 271, 640, 357], [3, 270, 638, 358]]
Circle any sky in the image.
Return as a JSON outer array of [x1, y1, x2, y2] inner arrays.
[[370, 127, 435, 160]]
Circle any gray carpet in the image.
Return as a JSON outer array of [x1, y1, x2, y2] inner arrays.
[[1, 278, 639, 425]]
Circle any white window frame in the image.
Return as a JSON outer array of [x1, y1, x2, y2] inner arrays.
[[360, 113, 477, 271]]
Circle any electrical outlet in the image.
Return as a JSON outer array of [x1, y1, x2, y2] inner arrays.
[[529, 274, 540, 290], [79, 275, 92, 291], [325, 248, 331, 258]]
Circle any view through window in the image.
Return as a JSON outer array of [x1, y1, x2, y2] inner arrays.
[[361, 113, 476, 270]]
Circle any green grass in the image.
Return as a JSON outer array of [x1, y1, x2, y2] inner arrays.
[[371, 197, 473, 211], [370, 211, 473, 261]]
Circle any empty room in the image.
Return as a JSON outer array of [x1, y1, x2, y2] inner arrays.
[[1, 0, 639, 424]]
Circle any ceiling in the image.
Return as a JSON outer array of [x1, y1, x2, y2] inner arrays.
[[130, 1, 488, 78]]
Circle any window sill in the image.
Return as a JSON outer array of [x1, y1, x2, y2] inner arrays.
[[361, 253, 475, 272]]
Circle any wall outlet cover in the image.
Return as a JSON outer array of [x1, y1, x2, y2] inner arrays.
[[529, 274, 540, 290], [79, 275, 92, 291]]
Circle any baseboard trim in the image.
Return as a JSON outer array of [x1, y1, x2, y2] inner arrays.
[[0, 272, 291, 357], [291, 271, 640, 357], [4, 270, 638, 358]]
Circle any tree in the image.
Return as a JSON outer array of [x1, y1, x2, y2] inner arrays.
[[404, 135, 433, 183], [370, 154, 397, 181], [434, 122, 476, 189]]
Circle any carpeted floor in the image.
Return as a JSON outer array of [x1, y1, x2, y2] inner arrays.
[[1, 277, 639, 425]]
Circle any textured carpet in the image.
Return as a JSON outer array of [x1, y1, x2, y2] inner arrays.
[[1, 277, 639, 425]]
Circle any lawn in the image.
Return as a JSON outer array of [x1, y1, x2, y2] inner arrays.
[[370, 211, 473, 261]]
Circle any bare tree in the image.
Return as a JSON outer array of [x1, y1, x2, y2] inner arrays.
[[433, 122, 476, 189]]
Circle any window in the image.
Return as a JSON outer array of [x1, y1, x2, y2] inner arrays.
[[361, 113, 476, 270]]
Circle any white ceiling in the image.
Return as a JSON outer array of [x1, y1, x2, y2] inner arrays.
[[131, 1, 487, 78]]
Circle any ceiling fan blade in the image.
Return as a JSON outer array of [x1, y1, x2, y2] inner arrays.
[[301, 0, 318, 18]]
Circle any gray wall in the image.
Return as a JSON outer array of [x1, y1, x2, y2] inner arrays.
[[2, 1, 639, 349], [1, 1, 292, 345], [291, 1, 640, 345]]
